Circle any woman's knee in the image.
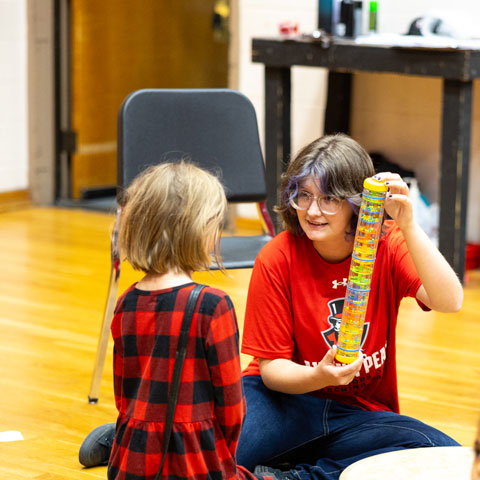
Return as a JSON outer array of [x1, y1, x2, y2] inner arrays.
[[366, 412, 460, 448]]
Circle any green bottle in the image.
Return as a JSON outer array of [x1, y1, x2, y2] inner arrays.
[[368, 1, 377, 33]]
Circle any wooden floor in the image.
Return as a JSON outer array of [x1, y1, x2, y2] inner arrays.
[[0, 207, 479, 479]]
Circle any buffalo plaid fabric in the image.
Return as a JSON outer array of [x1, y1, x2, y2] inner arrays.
[[108, 282, 255, 480]]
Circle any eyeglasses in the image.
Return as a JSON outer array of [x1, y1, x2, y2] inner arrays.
[[290, 190, 344, 215]]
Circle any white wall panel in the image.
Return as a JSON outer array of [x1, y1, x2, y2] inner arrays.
[[0, 0, 28, 192]]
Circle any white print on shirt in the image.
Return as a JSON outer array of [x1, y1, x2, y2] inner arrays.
[[360, 343, 387, 375], [332, 278, 347, 289]]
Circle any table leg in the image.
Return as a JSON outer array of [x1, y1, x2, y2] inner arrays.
[[324, 71, 352, 135], [440, 79, 472, 282], [264, 66, 291, 233]]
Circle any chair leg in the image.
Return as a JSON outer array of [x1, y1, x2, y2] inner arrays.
[[257, 202, 276, 236], [88, 208, 122, 403]]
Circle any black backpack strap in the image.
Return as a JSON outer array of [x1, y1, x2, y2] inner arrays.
[[155, 284, 205, 480]]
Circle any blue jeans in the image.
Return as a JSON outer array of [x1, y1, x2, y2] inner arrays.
[[236, 375, 460, 480]]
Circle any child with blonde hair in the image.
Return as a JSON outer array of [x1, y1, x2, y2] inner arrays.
[[80, 162, 269, 480]]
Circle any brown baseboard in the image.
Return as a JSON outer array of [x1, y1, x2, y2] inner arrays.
[[0, 190, 31, 213]]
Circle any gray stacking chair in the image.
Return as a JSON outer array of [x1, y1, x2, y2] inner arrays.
[[88, 89, 275, 402]]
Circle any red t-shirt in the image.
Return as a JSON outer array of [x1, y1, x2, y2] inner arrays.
[[241, 221, 426, 413]]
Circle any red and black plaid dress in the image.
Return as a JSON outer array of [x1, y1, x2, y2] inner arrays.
[[108, 282, 254, 480]]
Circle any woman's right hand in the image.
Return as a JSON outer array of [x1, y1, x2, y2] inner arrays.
[[258, 346, 363, 394], [313, 346, 363, 388]]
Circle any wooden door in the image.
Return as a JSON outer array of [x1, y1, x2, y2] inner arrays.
[[70, 0, 228, 198]]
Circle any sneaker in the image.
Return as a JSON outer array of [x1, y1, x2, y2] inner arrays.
[[254, 465, 296, 480], [79, 423, 116, 467]]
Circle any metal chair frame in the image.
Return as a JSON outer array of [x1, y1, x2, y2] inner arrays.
[[88, 89, 275, 402]]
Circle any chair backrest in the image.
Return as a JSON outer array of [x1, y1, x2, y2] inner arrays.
[[117, 89, 267, 203]]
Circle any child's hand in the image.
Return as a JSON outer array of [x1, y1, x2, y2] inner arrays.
[[373, 172, 414, 231], [313, 346, 363, 388]]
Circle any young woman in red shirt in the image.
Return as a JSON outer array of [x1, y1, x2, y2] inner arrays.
[[237, 133, 463, 480]]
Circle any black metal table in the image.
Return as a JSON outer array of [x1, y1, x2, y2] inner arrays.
[[252, 36, 480, 280]]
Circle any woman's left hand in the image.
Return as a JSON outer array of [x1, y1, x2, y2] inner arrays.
[[373, 172, 463, 313], [373, 172, 414, 231]]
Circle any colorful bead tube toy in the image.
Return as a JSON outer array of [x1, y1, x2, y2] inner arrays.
[[335, 177, 388, 364]]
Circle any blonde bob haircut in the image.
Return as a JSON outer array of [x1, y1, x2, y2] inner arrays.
[[118, 161, 227, 274]]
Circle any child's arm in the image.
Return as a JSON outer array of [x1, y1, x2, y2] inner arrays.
[[206, 296, 245, 456], [376, 173, 463, 313]]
